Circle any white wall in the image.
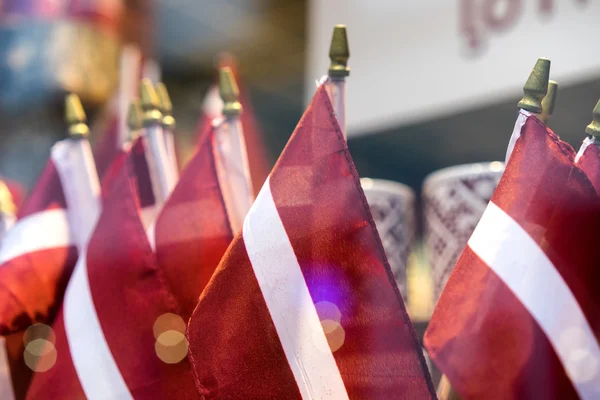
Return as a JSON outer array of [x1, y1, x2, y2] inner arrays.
[[307, 0, 600, 137]]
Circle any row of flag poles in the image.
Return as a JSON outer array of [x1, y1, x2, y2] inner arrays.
[[0, 22, 597, 399]]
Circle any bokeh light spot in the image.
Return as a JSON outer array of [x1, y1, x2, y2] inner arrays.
[[321, 319, 345, 353], [24, 339, 57, 372], [24, 323, 56, 345], [154, 313, 188, 364], [155, 330, 188, 364], [153, 313, 186, 340]]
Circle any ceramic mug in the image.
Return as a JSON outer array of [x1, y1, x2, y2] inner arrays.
[[422, 162, 504, 303], [361, 178, 416, 303]]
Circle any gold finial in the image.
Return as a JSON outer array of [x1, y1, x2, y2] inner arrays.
[[219, 67, 242, 118], [328, 25, 350, 78], [156, 82, 176, 131], [140, 78, 163, 127], [537, 80, 558, 123], [517, 58, 550, 113], [585, 99, 600, 137], [65, 94, 89, 138], [127, 99, 144, 134], [0, 181, 16, 216]]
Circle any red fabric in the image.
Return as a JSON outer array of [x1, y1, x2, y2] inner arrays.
[[17, 161, 66, 219], [26, 137, 199, 399], [155, 127, 233, 322], [0, 160, 76, 335], [576, 143, 600, 195], [425, 115, 600, 399], [187, 86, 435, 399]]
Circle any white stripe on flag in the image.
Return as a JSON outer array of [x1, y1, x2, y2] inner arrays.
[[0, 210, 73, 265], [242, 177, 349, 400], [468, 202, 600, 399], [64, 256, 132, 400], [0, 337, 15, 400]]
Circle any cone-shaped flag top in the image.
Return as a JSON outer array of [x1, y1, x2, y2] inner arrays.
[[141, 78, 162, 127], [156, 82, 175, 131], [328, 25, 350, 78], [517, 58, 550, 114], [219, 67, 242, 117], [65, 94, 89, 138], [538, 80, 558, 124], [127, 99, 144, 134], [585, 99, 600, 138]]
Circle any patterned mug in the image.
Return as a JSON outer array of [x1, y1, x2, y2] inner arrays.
[[422, 162, 504, 303], [361, 178, 416, 303]]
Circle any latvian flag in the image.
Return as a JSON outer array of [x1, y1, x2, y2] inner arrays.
[[425, 112, 600, 399], [26, 128, 235, 398], [0, 145, 79, 335], [186, 84, 435, 398]]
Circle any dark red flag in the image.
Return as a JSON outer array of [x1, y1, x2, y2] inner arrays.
[[187, 85, 435, 399], [26, 138, 198, 399], [155, 125, 233, 322], [425, 113, 600, 399]]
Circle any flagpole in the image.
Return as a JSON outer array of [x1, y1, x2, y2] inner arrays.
[[118, 45, 142, 149], [326, 25, 350, 138], [505, 58, 550, 162], [156, 82, 179, 178], [537, 80, 558, 124], [214, 67, 254, 233], [61, 94, 102, 249], [140, 79, 177, 206]]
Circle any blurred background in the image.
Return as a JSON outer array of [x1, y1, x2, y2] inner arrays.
[[1, 0, 599, 189], [0, 0, 599, 322]]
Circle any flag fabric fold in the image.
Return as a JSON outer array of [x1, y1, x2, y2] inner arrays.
[[26, 138, 199, 399], [155, 125, 233, 322], [425, 113, 600, 400], [187, 85, 435, 399]]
